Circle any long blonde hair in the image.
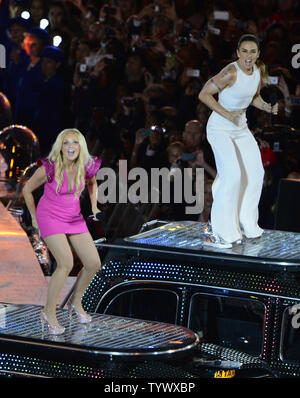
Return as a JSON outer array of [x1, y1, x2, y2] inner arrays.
[[47, 128, 92, 196], [237, 34, 269, 85]]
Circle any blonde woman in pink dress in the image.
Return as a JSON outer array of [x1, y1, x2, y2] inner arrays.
[[23, 128, 102, 335]]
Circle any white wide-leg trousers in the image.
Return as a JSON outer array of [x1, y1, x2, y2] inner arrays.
[[207, 126, 264, 243]]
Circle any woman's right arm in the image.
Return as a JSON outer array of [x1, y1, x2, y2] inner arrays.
[[198, 64, 244, 122], [22, 166, 47, 229]]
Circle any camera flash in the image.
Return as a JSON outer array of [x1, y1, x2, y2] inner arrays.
[[53, 35, 62, 47]]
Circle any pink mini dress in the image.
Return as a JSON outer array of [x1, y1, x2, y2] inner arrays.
[[36, 157, 101, 238]]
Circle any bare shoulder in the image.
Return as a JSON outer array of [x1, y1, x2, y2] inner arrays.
[[199, 63, 237, 97], [209, 64, 236, 91], [23, 165, 47, 193], [219, 63, 236, 78], [35, 164, 48, 180]]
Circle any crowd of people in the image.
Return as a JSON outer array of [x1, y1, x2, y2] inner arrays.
[[1, 0, 300, 230]]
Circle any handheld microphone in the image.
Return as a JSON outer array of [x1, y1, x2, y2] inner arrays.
[[269, 91, 277, 126], [88, 212, 106, 222], [95, 211, 106, 222]]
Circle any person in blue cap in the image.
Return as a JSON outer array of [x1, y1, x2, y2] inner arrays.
[[32, 45, 66, 156], [27, 26, 50, 46], [14, 27, 49, 128]]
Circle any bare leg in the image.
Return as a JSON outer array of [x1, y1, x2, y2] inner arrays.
[[43, 234, 74, 326], [67, 232, 101, 314]]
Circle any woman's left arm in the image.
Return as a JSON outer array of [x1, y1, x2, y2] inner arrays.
[[252, 94, 277, 113], [87, 176, 100, 216], [251, 80, 278, 114]]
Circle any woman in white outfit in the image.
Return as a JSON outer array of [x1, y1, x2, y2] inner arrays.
[[198, 34, 278, 248]]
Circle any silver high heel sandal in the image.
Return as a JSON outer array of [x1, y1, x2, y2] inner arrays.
[[67, 303, 92, 324], [40, 311, 65, 335]]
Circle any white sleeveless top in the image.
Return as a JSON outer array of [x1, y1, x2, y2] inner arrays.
[[207, 61, 261, 131]]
